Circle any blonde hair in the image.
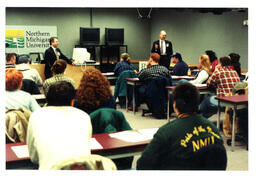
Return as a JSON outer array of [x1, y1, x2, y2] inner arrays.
[[199, 54, 212, 75], [120, 53, 131, 64]]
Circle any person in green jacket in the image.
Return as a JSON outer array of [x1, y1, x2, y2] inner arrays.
[[137, 83, 227, 170]]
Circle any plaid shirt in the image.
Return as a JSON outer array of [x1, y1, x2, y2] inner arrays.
[[138, 64, 171, 83], [114, 61, 135, 76], [207, 66, 240, 97]]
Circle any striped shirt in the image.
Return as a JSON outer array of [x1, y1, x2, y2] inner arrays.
[[43, 74, 75, 96], [138, 64, 171, 83], [207, 66, 240, 97]]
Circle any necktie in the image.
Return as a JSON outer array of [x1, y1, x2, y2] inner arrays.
[[160, 40, 164, 55]]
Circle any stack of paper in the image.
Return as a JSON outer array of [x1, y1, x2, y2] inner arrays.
[[11, 145, 29, 158], [109, 131, 152, 142]]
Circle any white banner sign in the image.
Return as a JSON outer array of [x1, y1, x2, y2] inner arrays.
[[5, 25, 57, 54]]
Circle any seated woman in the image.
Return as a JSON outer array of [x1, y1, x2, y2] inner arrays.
[[205, 50, 219, 72], [5, 68, 40, 112], [229, 53, 243, 79], [189, 54, 212, 84], [74, 68, 116, 114], [43, 59, 75, 96], [113, 53, 135, 76]]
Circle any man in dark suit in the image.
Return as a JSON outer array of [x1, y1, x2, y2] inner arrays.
[[44, 37, 74, 79], [151, 30, 173, 69]]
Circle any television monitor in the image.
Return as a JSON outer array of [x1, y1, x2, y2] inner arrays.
[[105, 28, 124, 45], [80, 27, 100, 45]]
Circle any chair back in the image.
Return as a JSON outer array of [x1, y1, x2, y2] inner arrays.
[[50, 154, 117, 170]]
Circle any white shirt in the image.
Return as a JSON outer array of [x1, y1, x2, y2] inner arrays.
[[16, 64, 43, 86], [189, 69, 209, 85], [26, 106, 92, 169], [160, 40, 166, 55]]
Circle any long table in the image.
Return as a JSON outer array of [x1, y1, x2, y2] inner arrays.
[[6, 128, 157, 169], [215, 95, 248, 151]]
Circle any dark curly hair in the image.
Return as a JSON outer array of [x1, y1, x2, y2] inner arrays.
[[75, 68, 112, 111]]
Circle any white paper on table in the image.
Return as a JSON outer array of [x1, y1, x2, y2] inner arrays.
[[195, 84, 207, 87], [32, 94, 46, 99], [109, 131, 151, 142], [137, 128, 159, 139], [90, 138, 103, 150], [171, 76, 179, 79], [11, 145, 29, 158]]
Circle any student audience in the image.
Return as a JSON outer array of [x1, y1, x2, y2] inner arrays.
[[6, 53, 16, 69], [16, 57, 43, 87], [170, 52, 189, 76], [27, 81, 92, 169], [43, 59, 75, 96], [199, 56, 240, 118], [74, 68, 116, 114], [114, 53, 135, 76], [189, 54, 212, 84], [5, 68, 40, 112], [136, 83, 226, 170], [205, 50, 219, 72]]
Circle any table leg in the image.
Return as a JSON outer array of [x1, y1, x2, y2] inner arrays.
[[133, 84, 136, 115], [231, 105, 237, 152], [167, 90, 170, 121], [217, 100, 221, 130]]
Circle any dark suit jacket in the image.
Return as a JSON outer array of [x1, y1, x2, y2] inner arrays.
[[44, 47, 72, 79], [151, 40, 173, 57]]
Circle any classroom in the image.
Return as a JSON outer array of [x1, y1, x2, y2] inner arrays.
[[5, 5, 249, 172]]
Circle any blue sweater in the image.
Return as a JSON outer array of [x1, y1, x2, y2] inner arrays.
[[173, 60, 189, 76]]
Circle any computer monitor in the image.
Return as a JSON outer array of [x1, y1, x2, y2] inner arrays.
[[80, 27, 100, 45], [105, 28, 124, 45]]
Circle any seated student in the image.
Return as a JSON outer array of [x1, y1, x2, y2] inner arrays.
[[229, 53, 243, 79], [26, 81, 92, 170], [136, 83, 226, 170], [43, 59, 75, 96], [114, 53, 135, 76], [205, 50, 219, 72], [16, 57, 43, 87], [199, 56, 240, 118], [133, 53, 171, 111], [5, 68, 40, 112], [5, 53, 17, 69], [189, 54, 212, 84], [171, 52, 189, 76], [74, 68, 116, 114]]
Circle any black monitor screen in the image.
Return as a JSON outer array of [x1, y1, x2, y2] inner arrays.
[[80, 27, 100, 45], [105, 28, 124, 45]]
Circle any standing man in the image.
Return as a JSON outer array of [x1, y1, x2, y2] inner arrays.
[[151, 30, 173, 69], [44, 37, 74, 79]]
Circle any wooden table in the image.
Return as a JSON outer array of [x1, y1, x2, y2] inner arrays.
[[215, 95, 248, 151], [6, 129, 155, 169]]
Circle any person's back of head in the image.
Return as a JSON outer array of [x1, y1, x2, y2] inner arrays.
[[205, 50, 217, 63], [17, 56, 31, 64], [150, 53, 160, 63], [6, 68, 23, 91], [46, 81, 75, 106], [229, 53, 240, 63], [6, 53, 16, 64], [120, 53, 131, 64], [173, 83, 200, 114], [219, 56, 231, 67], [51, 59, 67, 74], [200, 54, 212, 75]]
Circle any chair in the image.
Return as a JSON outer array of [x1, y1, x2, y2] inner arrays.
[[50, 154, 117, 170], [141, 76, 172, 119], [89, 108, 133, 170], [21, 79, 41, 95], [114, 70, 137, 108]]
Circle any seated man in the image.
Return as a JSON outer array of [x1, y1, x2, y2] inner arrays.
[[16, 57, 43, 87], [199, 56, 240, 118], [131, 53, 171, 111], [136, 83, 226, 170], [6, 53, 16, 69], [171, 52, 189, 76], [27, 81, 92, 170]]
